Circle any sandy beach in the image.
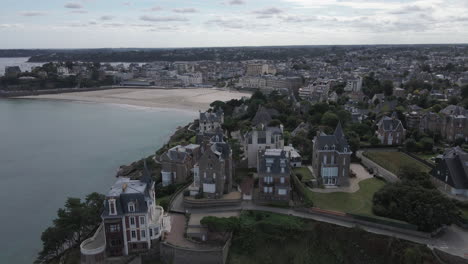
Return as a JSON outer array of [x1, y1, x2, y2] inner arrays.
[[19, 88, 251, 112]]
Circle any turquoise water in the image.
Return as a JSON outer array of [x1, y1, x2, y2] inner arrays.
[[0, 99, 195, 263]]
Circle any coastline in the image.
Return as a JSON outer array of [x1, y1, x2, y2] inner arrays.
[[14, 88, 251, 113]]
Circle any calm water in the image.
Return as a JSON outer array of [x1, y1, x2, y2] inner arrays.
[[0, 99, 195, 263], [0, 57, 44, 76]]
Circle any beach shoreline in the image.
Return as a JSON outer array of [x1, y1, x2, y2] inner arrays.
[[15, 88, 251, 113]]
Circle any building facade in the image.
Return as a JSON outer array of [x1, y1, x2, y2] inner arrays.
[[199, 110, 224, 133], [312, 123, 352, 187], [160, 144, 200, 186], [192, 141, 233, 199], [80, 163, 166, 263], [431, 147, 468, 197], [376, 113, 406, 145], [257, 149, 291, 201], [244, 126, 284, 168]]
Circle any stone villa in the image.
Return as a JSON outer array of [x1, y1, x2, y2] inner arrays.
[[376, 112, 406, 145], [80, 163, 167, 263], [199, 110, 224, 133], [160, 144, 201, 186], [312, 123, 352, 187], [190, 140, 233, 199]]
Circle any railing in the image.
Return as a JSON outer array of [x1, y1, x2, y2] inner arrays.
[[80, 223, 106, 256]]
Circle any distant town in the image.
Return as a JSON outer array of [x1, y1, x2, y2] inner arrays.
[[5, 45, 468, 264]]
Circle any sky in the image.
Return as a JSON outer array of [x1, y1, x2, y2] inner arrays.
[[1, 0, 468, 48]]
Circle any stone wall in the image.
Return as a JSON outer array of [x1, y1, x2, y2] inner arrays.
[[183, 197, 242, 209], [160, 238, 231, 264]]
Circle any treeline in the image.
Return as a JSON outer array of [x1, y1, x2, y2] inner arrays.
[[26, 46, 348, 63], [36, 193, 104, 264]]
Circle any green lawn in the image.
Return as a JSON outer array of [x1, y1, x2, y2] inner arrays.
[[363, 151, 431, 175], [306, 178, 386, 216], [293, 167, 314, 182]]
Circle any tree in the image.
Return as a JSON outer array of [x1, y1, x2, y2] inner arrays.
[[321, 111, 339, 128], [370, 136, 380, 146], [382, 80, 394, 96], [461, 85, 468, 100], [373, 183, 458, 232], [36, 193, 105, 263], [228, 138, 244, 162]]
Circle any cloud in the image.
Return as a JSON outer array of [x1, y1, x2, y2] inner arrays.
[[0, 24, 22, 29], [20, 11, 47, 16], [140, 15, 189, 22], [144, 6, 163, 12], [389, 5, 430, 15], [172, 8, 198, 13], [71, 10, 88, 14], [253, 7, 284, 15], [100, 15, 114, 21], [64, 3, 83, 9], [206, 18, 245, 29], [282, 16, 316, 23], [228, 0, 245, 5], [122, 2, 131, 6]]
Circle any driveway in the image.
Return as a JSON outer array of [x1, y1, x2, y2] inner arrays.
[[309, 163, 373, 193]]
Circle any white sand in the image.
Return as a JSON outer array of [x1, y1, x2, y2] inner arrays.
[[19, 88, 251, 112]]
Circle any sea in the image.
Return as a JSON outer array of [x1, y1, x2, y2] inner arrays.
[[0, 98, 196, 263]]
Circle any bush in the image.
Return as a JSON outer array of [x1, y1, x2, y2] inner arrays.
[[158, 196, 170, 211]]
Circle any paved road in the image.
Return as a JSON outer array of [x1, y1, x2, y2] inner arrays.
[[177, 193, 468, 259]]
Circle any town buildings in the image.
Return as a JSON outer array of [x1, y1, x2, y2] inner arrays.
[[199, 110, 224, 133], [312, 123, 352, 187], [160, 144, 201, 186], [244, 125, 284, 168], [376, 113, 406, 145], [257, 149, 291, 201], [431, 147, 468, 197]]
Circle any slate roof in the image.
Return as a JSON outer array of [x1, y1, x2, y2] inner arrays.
[[377, 113, 404, 132], [211, 141, 231, 160], [102, 177, 151, 218], [314, 122, 351, 153], [440, 105, 467, 117], [251, 106, 279, 126], [200, 110, 223, 123], [258, 149, 290, 175], [433, 147, 468, 189]]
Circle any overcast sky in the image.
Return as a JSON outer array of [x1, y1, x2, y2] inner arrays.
[[1, 0, 468, 48]]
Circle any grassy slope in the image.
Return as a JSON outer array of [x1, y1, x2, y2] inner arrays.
[[364, 151, 431, 174], [310, 178, 385, 216], [293, 167, 314, 182], [228, 211, 437, 264]]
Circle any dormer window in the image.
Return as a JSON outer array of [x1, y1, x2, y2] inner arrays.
[[109, 199, 117, 216], [128, 202, 135, 213]]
